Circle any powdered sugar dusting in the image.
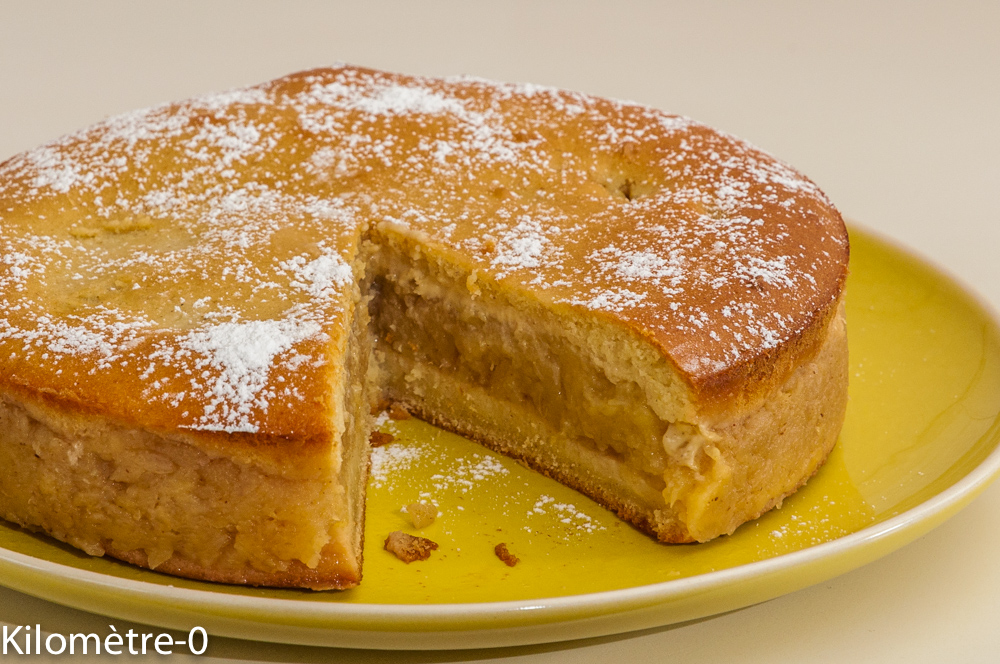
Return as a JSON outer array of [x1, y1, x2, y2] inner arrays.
[[370, 442, 428, 489], [24, 145, 95, 194], [174, 317, 324, 433], [565, 286, 648, 313], [280, 249, 353, 299], [490, 216, 556, 278], [427, 453, 509, 493], [528, 494, 603, 534], [0, 65, 845, 433]]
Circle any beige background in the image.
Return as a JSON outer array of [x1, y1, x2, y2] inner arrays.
[[1, 1, 999, 661]]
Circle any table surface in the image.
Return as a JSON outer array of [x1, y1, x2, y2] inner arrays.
[[1, 2, 999, 661]]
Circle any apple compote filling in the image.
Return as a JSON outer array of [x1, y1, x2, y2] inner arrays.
[[368, 240, 691, 500]]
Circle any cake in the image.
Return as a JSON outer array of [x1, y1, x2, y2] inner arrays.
[[0, 66, 849, 589]]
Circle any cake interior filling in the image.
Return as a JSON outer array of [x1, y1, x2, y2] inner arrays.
[[362, 231, 694, 518]]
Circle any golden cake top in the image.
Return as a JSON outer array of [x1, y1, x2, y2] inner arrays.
[[0, 66, 847, 439]]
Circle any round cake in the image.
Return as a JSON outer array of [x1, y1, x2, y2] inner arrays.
[[0, 66, 849, 589]]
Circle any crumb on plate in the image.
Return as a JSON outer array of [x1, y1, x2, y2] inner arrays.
[[494, 543, 519, 567], [404, 502, 437, 528], [369, 431, 395, 447], [384, 531, 438, 563]]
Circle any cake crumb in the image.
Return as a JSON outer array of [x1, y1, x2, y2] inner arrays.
[[404, 502, 437, 528], [494, 543, 519, 567], [384, 531, 438, 563], [465, 270, 481, 297], [369, 431, 394, 447], [480, 234, 497, 254], [388, 403, 411, 420]]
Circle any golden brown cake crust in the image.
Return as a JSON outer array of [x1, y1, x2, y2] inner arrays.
[[0, 65, 847, 442], [108, 545, 361, 590]]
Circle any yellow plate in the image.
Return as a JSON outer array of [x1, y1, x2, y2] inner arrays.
[[1, 226, 999, 649]]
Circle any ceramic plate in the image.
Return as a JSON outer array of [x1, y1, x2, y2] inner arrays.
[[1, 227, 999, 649]]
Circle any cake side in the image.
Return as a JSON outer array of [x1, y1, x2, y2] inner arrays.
[[658, 299, 848, 541], [0, 385, 362, 587], [0, 273, 375, 589]]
